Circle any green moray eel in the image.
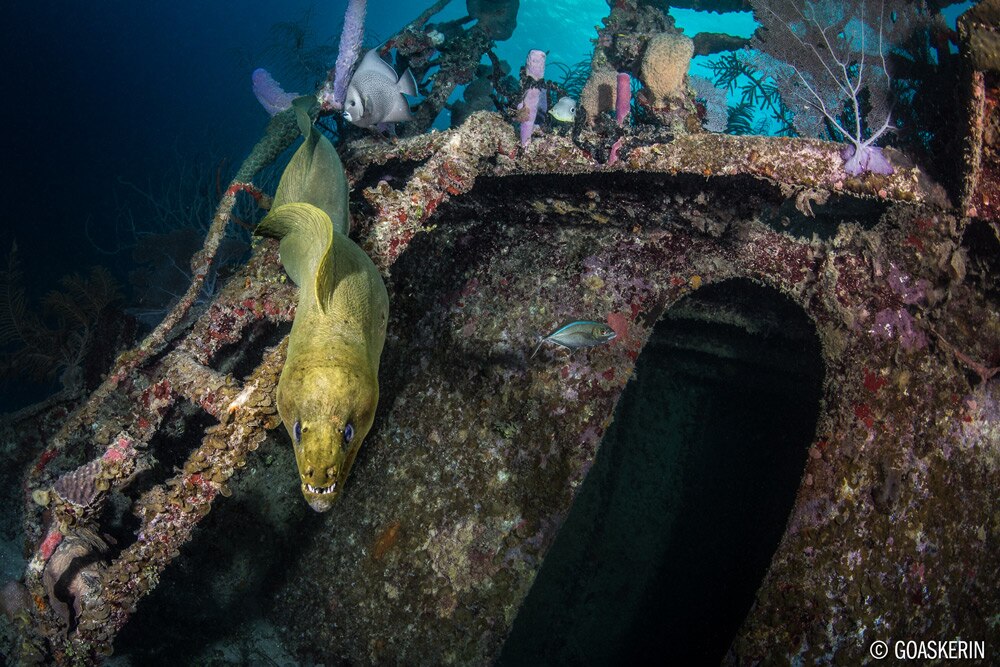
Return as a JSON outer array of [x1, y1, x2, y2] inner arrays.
[[255, 97, 388, 512]]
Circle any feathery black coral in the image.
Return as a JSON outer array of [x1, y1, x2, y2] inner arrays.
[[0, 244, 121, 386]]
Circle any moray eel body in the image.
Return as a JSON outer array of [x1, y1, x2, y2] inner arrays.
[[256, 98, 388, 512]]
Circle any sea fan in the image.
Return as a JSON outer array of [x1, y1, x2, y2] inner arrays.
[[706, 52, 796, 137], [748, 0, 926, 174], [0, 243, 30, 347], [1, 245, 121, 386]]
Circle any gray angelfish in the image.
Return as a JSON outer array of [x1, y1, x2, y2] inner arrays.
[[343, 49, 418, 128], [531, 321, 617, 358]]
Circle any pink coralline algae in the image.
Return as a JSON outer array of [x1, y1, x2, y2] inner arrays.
[[886, 262, 929, 305], [870, 307, 928, 352], [606, 311, 642, 359], [103, 435, 134, 463], [606, 311, 630, 343]]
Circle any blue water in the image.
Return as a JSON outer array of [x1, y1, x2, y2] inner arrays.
[[0, 1, 671, 275], [2, 2, 587, 300], [0, 1, 615, 408]]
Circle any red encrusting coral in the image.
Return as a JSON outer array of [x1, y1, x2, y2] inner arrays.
[[38, 531, 63, 562]]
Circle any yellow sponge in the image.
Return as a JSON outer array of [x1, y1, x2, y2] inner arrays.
[[641, 32, 694, 104]]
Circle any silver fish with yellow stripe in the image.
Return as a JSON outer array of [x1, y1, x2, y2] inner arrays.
[[531, 320, 616, 358]]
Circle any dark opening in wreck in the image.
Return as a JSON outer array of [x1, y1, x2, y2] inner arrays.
[[499, 279, 824, 665]]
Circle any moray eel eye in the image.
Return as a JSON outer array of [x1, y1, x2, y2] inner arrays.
[[344, 423, 354, 443], [293, 420, 302, 443]]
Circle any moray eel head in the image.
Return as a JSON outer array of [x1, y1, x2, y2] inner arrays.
[[277, 361, 378, 512]]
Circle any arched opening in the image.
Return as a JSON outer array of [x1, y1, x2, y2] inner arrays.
[[499, 278, 824, 665]]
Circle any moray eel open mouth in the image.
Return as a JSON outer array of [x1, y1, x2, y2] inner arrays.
[[303, 482, 343, 512], [304, 481, 338, 495], [303, 481, 341, 511]]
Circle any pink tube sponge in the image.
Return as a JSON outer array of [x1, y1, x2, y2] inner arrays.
[[616, 73, 631, 126], [252, 69, 298, 116]]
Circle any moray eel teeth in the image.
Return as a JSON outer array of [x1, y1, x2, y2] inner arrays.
[[305, 482, 338, 495]]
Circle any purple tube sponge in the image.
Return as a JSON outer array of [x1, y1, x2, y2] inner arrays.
[[519, 89, 541, 146], [615, 73, 631, 126], [525, 49, 545, 80], [518, 50, 546, 147], [326, 0, 367, 111], [252, 69, 298, 116]]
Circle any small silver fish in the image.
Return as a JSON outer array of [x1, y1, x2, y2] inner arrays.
[[548, 96, 577, 123], [531, 321, 617, 358], [343, 49, 418, 128]]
